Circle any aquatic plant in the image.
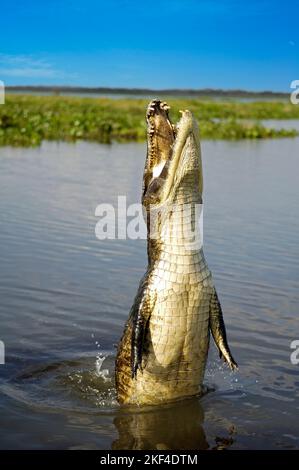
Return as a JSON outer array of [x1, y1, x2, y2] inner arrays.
[[0, 95, 298, 147]]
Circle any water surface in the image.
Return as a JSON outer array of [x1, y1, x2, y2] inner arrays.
[[0, 136, 298, 449]]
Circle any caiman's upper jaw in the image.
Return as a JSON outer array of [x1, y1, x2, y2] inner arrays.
[[143, 100, 200, 208]]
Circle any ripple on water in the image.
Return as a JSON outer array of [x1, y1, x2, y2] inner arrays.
[[0, 354, 119, 414]]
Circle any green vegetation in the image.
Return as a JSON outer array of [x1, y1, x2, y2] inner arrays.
[[0, 95, 298, 147]]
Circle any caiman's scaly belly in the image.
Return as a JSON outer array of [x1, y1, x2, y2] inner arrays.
[[116, 251, 213, 405]]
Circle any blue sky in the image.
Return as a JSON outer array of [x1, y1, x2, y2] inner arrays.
[[0, 0, 298, 91]]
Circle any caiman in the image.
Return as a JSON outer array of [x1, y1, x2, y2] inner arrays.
[[115, 99, 237, 405]]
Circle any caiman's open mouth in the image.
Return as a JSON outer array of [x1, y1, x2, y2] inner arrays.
[[143, 99, 199, 207]]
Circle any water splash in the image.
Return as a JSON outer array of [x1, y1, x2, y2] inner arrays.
[[94, 339, 111, 382], [95, 354, 110, 382]]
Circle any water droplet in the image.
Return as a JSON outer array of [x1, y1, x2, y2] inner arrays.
[[95, 354, 110, 382]]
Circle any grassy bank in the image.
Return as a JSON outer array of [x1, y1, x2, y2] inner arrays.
[[0, 95, 298, 147]]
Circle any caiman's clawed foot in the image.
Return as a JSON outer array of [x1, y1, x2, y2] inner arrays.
[[220, 350, 238, 371], [210, 288, 238, 372], [228, 357, 238, 371]]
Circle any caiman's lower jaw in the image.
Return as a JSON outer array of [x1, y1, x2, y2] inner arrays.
[[143, 100, 196, 208]]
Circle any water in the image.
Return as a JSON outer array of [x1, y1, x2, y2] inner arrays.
[[261, 119, 299, 132], [0, 135, 298, 449]]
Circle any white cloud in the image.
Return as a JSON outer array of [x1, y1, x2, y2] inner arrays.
[[0, 53, 77, 79], [0, 67, 64, 78], [0, 54, 50, 67]]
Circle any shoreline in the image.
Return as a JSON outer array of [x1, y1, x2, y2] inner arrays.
[[5, 86, 289, 100], [0, 94, 298, 147]]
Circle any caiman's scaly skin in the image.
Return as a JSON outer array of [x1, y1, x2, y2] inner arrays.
[[115, 100, 237, 405]]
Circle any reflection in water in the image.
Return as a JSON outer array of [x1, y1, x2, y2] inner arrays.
[[112, 398, 209, 450]]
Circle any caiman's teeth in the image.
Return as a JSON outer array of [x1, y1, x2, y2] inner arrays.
[[160, 101, 170, 111], [147, 106, 156, 116]]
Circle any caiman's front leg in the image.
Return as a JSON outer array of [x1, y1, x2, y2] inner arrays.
[[131, 278, 156, 378], [209, 289, 238, 370]]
